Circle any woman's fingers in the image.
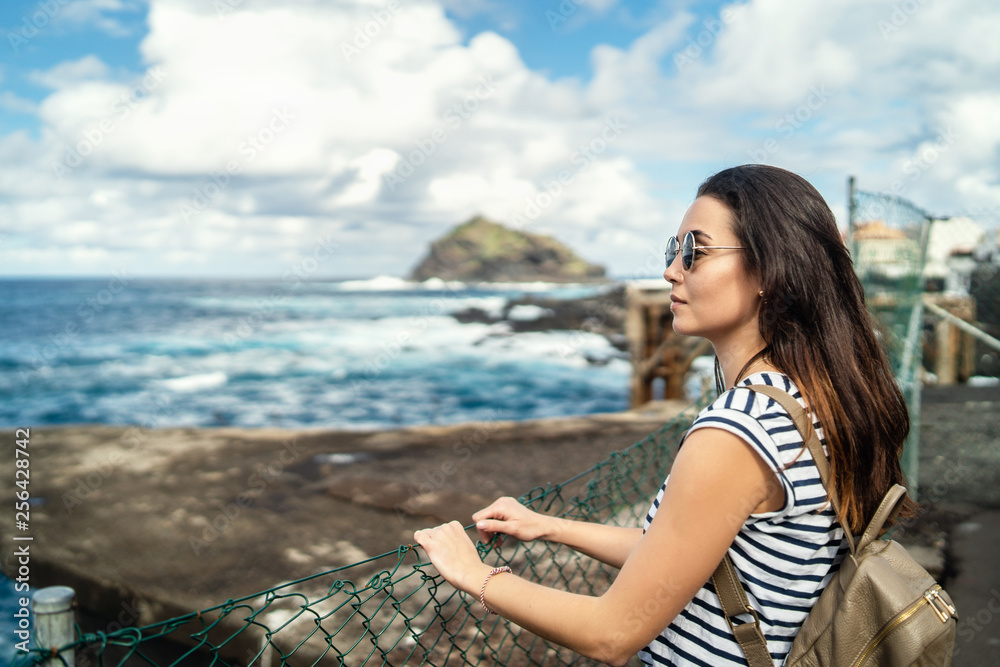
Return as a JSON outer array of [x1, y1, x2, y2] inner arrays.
[[471, 496, 516, 523], [413, 521, 489, 594], [475, 519, 506, 544], [414, 520, 463, 546]]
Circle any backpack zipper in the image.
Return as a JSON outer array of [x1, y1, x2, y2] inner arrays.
[[925, 587, 957, 622], [852, 584, 956, 667]]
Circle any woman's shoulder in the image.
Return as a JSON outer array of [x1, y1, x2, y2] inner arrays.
[[692, 372, 834, 521], [690, 371, 816, 477], [698, 371, 802, 420]]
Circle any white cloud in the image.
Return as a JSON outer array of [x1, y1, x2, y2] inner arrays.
[[585, 0, 1000, 213], [681, 2, 861, 110], [0, 91, 37, 115], [30, 55, 111, 88], [941, 94, 1000, 163], [586, 13, 692, 108], [56, 0, 138, 36], [2, 0, 1000, 278]]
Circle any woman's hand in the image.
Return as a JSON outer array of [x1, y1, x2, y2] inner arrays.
[[472, 496, 557, 545], [413, 521, 492, 595]]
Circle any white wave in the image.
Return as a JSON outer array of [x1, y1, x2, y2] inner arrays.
[[354, 316, 496, 355], [228, 314, 627, 373], [472, 329, 628, 368], [507, 304, 553, 321], [256, 315, 487, 359], [334, 275, 414, 291], [468, 280, 591, 291], [418, 277, 467, 290], [157, 371, 228, 392], [331, 276, 618, 296], [452, 296, 507, 318]]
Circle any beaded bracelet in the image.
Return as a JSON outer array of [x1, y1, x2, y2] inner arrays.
[[479, 566, 512, 615]]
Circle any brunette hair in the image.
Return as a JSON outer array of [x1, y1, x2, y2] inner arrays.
[[697, 164, 914, 533]]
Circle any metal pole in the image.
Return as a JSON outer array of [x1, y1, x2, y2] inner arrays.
[[847, 176, 856, 234], [899, 300, 924, 499], [924, 298, 1000, 352], [33, 586, 76, 667]]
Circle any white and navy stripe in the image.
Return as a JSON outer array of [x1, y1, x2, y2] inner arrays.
[[638, 372, 846, 666]]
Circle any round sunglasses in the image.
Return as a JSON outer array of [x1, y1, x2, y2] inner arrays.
[[665, 231, 743, 270]]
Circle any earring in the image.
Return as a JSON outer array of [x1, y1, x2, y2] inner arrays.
[[758, 291, 764, 297]]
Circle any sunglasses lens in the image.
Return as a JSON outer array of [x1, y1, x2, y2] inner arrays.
[[665, 238, 679, 269], [682, 232, 695, 269]]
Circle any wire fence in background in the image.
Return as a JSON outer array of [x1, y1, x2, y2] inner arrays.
[[849, 185, 932, 497], [849, 186, 1000, 498]]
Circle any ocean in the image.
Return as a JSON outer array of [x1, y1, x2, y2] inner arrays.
[[1, 276, 635, 660], [1, 277, 632, 429]]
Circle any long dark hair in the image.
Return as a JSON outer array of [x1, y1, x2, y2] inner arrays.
[[697, 164, 914, 533]]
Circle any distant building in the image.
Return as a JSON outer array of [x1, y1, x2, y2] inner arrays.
[[974, 226, 1000, 265], [853, 220, 922, 281], [853, 217, 994, 295], [925, 217, 987, 294]]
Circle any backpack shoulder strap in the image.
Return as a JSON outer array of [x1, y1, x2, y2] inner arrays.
[[744, 384, 857, 551], [711, 556, 774, 667], [857, 483, 908, 550], [709, 383, 854, 665]]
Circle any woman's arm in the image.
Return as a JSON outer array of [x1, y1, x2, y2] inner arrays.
[[414, 427, 784, 666], [472, 497, 642, 569]]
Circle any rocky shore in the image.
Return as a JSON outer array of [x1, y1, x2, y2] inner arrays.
[[451, 284, 629, 353]]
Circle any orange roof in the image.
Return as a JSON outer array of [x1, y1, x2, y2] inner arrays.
[[854, 220, 907, 240]]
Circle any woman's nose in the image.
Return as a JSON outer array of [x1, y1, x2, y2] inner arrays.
[[664, 256, 682, 284]]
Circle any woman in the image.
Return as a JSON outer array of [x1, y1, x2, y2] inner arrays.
[[414, 165, 913, 666]]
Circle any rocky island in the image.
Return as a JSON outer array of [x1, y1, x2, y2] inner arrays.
[[409, 215, 607, 283]]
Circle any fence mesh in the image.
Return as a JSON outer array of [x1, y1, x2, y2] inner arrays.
[[850, 189, 1000, 497], [849, 187, 932, 496], [15, 403, 704, 667]]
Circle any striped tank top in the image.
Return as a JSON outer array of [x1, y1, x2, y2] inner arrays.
[[639, 372, 847, 666]]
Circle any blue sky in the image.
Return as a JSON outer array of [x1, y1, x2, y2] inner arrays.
[[1, 0, 998, 278]]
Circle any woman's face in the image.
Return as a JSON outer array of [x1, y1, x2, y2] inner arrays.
[[663, 196, 763, 345]]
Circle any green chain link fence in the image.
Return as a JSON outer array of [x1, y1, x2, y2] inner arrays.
[[849, 185, 1000, 502], [849, 184, 932, 497], [15, 403, 705, 667]]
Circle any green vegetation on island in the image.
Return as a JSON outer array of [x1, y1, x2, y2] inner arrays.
[[409, 216, 607, 283]]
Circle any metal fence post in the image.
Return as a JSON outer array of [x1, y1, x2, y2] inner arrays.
[[847, 175, 856, 257], [33, 586, 76, 667]]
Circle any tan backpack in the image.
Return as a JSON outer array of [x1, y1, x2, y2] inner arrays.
[[711, 384, 958, 667]]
